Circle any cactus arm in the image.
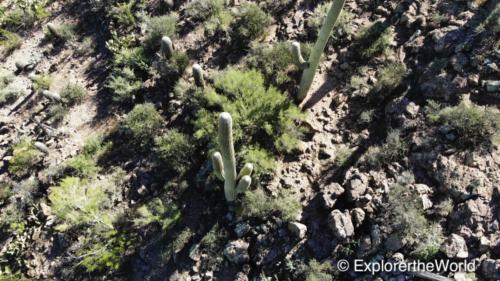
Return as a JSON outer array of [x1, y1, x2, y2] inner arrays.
[[292, 42, 308, 69], [236, 175, 251, 194], [297, 0, 346, 101], [212, 151, 225, 181], [219, 112, 238, 202], [237, 163, 253, 179], [161, 36, 173, 59], [192, 64, 205, 88]]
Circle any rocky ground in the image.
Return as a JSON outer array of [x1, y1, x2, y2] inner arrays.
[[0, 0, 499, 280]]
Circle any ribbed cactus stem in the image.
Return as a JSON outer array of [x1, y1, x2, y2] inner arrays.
[[47, 23, 60, 38], [34, 142, 49, 154], [211, 151, 225, 181], [41, 90, 62, 102], [297, 0, 346, 101], [236, 175, 251, 194], [292, 42, 308, 69], [192, 64, 205, 88], [219, 112, 237, 202], [160, 36, 173, 59]]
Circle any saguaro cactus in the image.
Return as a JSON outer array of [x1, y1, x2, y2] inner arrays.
[[292, 42, 308, 69], [192, 64, 205, 88], [160, 36, 173, 59], [297, 0, 346, 101], [212, 112, 253, 202]]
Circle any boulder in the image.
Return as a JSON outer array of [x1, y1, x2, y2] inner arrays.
[[319, 182, 344, 209], [481, 259, 500, 280], [328, 210, 354, 239], [224, 240, 249, 264], [441, 234, 468, 258], [288, 222, 307, 239]]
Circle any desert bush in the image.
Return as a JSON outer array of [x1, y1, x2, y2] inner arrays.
[[245, 41, 311, 88], [0, 0, 49, 30], [364, 130, 408, 168], [123, 103, 163, 145], [0, 69, 23, 106], [204, 8, 233, 37], [44, 23, 76, 43], [106, 67, 142, 102], [47, 103, 68, 123], [0, 182, 11, 204], [113, 46, 148, 71], [133, 198, 181, 231], [430, 101, 500, 150], [75, 36, 96, 56], [154, 129, 193, 174], [144, 14, 177, 51], [358, 109, 375, 126], [151, 49, 189, 81], [110, 0, 136, 27], [0, 29, 22, 55], [241, 188, 302, 221], [387, 172, 444, 260], [193, 68, 305, 174], [231, 3, 272, 43], [65, 155, 100, 178], [307, 2, 355, 42], [78, 229, 128, 272], [8, 138, 41, 177], [60, 83, 86, 106], [256, 0, 293, 14], [373, 62, 406, 92], [32, 74, 53, 91], [171, 228, 194, 254], [185, 0, 224, 21], [357, 21, 395, 58], [304, 259, 334, 281]]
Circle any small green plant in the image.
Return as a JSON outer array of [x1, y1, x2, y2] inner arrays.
[[151, 48, 189, 82], [304, 259, 334, 281], [133, 198, 181, 231], [110, 0, 136, 27], [185, 0, 224, 21], [358, 109, 375, 126], [364, 130, 408, 168], [154, 129, 193, 174], [78, 230, 128, 273], [307, 2, 354, 42], [373, 61, 406, 92], [75, 36, 96, 56], [106, 67, 142, 102], [0, 29, 22, 56], [123, 103, 164, 145], [60, 83, 86, 106], [0, 69, 23, 106], [255, 0, 293, 14], [245, 41, 311, 88], [32, 74, 53, 92], [144, 14, 177, 51], [359, 23, 395, 58], [193, 68, 305, 175], [211, 113, 253, 202], [241, 188, 302, 221], [8, 138, 41, 177], [430, 101, 500, 150], [65, 155, 100, 177], [231, 3, 272, 43], [332, 146, 353, 167], [171, 228, 194, 254], [45, 23, 76, 43], [113, 46, 148, 71], [297, 0, 347, 100], [387, 172, 444, 260]]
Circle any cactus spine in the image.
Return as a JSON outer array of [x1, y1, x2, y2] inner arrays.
[[192, 64, 205, 88], [160, 36, 173, 59], [297, 0, 346, 101], [212, 112, 253, 202]]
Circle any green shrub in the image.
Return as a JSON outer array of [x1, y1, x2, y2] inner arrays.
[[144, 14, 177, 51], [0, 181, 11, 203], [245, 41, 311, 88], [307, 2, 355, 42], [357, 21, 395, 58], [123, 103, 164, 145], [256, 0, 293, 13], [154, 129, 193, 174], [8, 138, 41, 177], [204, 8, 233, 37], [304, 259, 334, 281], [0, 29, 22, 56], [231, 3, 272, 43], [47, 103, 68, 123], [45, 23, 76, 43], [358, 109, 375, 126], [32, 74, 53, 91], [430, 101, 500, 150], [193, 68, 305, 174], [75, 36, 96, 56], [364, 130, 408, 168], [113, 46, 148, 71], [241, 188, 302, 221], [151, 49, 189, 81], [110, 0, 136, 27], [133, 198, 181, 231], [0, 69, 23, 106], [387, 172, 444, 260], [60, 83, 86, 106], [171, 228, 194, 254], [78, 230, 128, 273], [373, 62, 406, 92], [185, 0, 224, 21], [65, 155, 100, 178], [106, 67, 142, 102]]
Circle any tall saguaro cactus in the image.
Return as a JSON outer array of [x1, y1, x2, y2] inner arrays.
[[212, 112, 253, 202], [297, 0, 346, 101]]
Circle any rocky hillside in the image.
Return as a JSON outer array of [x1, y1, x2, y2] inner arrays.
[[0, 0, 499, 280]]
